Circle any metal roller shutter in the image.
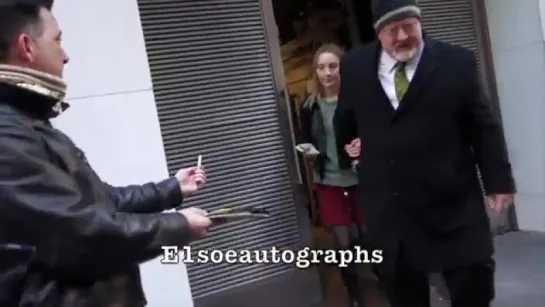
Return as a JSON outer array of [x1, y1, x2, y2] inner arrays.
[[419, 0, 482, 69], [136, 0, 320, 306], [418, 0, 514, 234]]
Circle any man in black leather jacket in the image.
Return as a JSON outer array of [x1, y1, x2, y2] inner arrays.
[[0, 1, 211, 306]]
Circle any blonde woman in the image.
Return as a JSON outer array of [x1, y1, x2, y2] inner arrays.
[[299, 43, 364, 307]]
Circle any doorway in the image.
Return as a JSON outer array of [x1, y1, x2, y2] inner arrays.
[[272, 0, 375, 107], [270, 1, 385, 306], [271, 0, 376, 223]]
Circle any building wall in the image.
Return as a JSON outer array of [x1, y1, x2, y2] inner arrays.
[[484, 0, 545, 232], [51, 1, 194, 306]]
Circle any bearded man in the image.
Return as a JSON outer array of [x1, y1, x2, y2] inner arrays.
[[334, 0, 516, 306]]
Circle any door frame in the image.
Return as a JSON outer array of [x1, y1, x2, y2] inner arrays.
[[260, 0, 317, 241]]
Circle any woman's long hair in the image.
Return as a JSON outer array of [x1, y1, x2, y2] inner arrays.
[[310, 43, 345, 98]]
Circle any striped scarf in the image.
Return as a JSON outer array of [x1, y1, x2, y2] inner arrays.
[[0, 64, 68, 116]]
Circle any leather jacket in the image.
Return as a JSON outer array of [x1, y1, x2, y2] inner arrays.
[[0, 83, 193, 307]]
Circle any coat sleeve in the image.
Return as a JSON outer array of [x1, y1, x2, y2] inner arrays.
[[334, 55, 358, 152], [105, 177, 184, 213], [463, 51, 516, 194], [0, 118, 193, 280]]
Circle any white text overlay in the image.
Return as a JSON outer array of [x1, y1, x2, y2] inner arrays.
[[160, 246, 383, 268]]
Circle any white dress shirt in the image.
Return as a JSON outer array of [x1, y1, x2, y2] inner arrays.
[[378, 44, 424, 109]]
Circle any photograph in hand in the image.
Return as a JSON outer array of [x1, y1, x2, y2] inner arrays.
[[295, 143, 320, 156], [207, 207, 271, 225]]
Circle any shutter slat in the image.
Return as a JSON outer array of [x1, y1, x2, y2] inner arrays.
[[154, 85, 274, 105], [145, 33, 266, 48], [161, 118, 277, 141], [153, 76, 273, 95], [148, 57, 270, 74], [192, 255, 297, 285], [189, 263, 295, 296], [419, 0, 482, 68], [148, 45, 268, 61], [158, 96, 275, 118], [137, 0, 306, 300]]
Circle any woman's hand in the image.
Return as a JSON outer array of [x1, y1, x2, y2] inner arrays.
[[344, 138, 361, 158], [296, 143, 320, 160]]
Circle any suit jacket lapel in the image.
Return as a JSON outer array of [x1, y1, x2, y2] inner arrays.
[[395, 39, 439, 116]]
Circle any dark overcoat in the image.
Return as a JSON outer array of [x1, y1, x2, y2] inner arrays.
[[334, 38, 516, 273]]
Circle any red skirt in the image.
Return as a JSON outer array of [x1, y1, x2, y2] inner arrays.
[[315, 184, 364, 226]]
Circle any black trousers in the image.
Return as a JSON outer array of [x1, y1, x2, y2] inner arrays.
[[378, 246, 495, 307]]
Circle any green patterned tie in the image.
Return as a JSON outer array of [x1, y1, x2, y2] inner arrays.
[[394, 62, 409, 102]]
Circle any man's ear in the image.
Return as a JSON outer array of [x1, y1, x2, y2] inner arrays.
[[14, 33, 35, 63]]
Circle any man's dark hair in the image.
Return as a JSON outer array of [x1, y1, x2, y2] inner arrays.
[[0, 0, 54, 61]]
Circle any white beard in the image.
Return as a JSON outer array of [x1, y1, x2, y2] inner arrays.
[[392, 47, 418, 62]]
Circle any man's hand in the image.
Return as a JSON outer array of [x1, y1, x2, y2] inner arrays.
[[178, 207, 211, 238], [175, 167, 206, 197], [344, 138, 361, 158], [488, 194, 514, 214]]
